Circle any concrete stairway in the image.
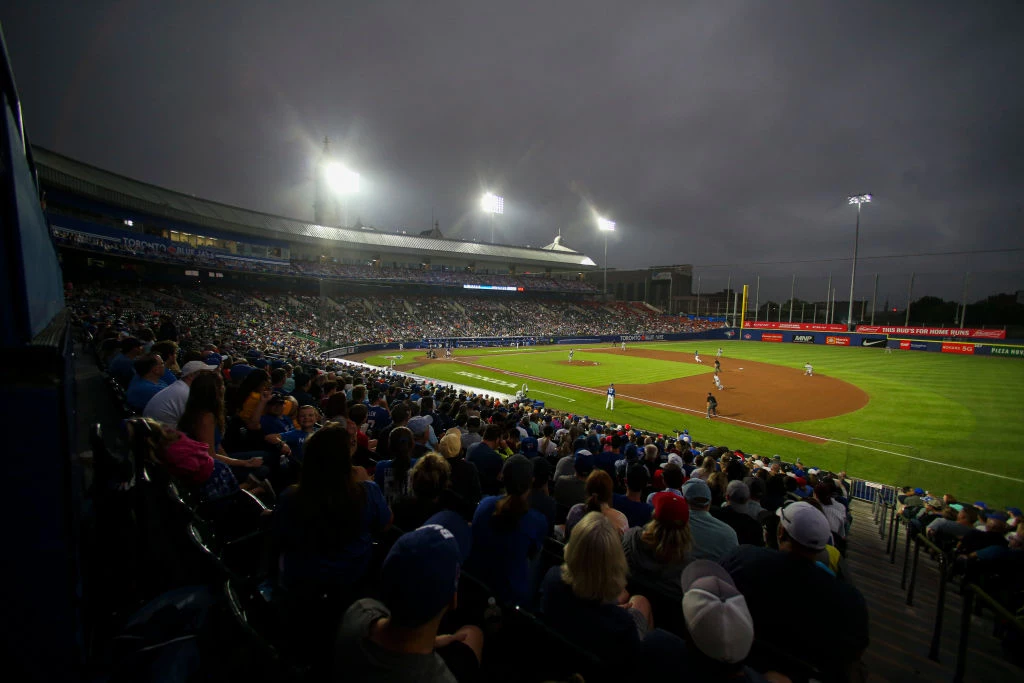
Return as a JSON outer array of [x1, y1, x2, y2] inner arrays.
[[844, 500, 1018, 682]]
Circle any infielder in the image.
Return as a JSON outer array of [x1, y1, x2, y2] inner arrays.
[[694, 350, 703, 364], [714, 359, 721, 374], [716, 347, 723, 358], [568, 348, 575, 363], [713, 374, 723, 391], [804, 362, 813, 377], [606, 383, 615, 410], [621, 340, 626, 351]]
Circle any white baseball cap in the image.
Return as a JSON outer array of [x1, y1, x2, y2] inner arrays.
[[680, 560, 755, 663], [181, 360, 218, 376]]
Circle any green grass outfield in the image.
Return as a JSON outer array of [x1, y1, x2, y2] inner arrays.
[[363, 341, 1024, 507]]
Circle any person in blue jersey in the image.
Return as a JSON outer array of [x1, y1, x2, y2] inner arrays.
[[466, 424, 505, 496], [614, 464, 654, 528], [260, 393, 295, 435], [280, 404, 321, 464], [125, 353, 169, 412], [108, 336, 144, 387], [465, 455, 547, 606], [271, 424, 391, 599], [605, 383, 615, 410]]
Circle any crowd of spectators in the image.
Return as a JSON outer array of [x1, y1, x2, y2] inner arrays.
[[69, 284, 726, 359], [86, 306, 1024, 682]]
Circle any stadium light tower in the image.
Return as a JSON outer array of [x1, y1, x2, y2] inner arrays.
[[846, 193, 871, 331], [481, 192, 504, 244], [597, 216, 616, 295], [325, 162, 361, 226]]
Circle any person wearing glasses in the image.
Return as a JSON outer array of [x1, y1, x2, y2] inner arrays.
[[125, 353, 169, 412]]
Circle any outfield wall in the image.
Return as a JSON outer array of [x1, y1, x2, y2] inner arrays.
[[322, 328, 1024, 359], [735, 328, 1024, 357]]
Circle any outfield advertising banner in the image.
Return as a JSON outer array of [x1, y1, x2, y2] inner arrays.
[[941, 342, 975, 355], [825, 336, 851, 346], [990, 346, 1024, 358], [861, 337, 887, 348], [761, 333, 783, 343], [745, 321, 847, 332], [792, 334, 815, 344], [856, 325, 1006, 340], [900, 340, 930, 351]]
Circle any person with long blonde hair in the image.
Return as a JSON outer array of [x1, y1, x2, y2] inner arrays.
[[540, 512, 655, 667]]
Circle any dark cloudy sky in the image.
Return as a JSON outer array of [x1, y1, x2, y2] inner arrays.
[[3, 0, 1023, 301]]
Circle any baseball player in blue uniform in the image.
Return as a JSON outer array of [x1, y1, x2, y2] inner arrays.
[[606, 383, 615, 410]]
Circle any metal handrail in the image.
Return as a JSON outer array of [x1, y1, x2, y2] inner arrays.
[[954, 582, 1024, 683], [913, 532, 950, 661]]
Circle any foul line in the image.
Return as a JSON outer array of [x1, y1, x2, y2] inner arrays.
[[848, 436, 916, 449], [449, 360, 1024, 484]]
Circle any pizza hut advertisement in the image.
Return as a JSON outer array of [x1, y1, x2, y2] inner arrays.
[[856, 325, 1005, 340], [941, 342, 975, 355], [746, 321, 847, 332], [825, 336, 850, 346], [761, 333, 783, 343]]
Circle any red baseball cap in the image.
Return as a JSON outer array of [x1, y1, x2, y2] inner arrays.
[[653, 492, 690, 524]]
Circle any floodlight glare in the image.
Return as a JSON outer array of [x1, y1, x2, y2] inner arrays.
[[324, 162, 361, 195], [597, 216, 616, 232], [481, 192, 504, 215], [847, 193, 872, 206]]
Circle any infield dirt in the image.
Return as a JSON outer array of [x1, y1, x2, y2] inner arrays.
[[591, 348, 869, 427]]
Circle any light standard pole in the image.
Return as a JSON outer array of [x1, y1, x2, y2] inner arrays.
[[846, 194, 872, 331], [481, 192, 504, 243], [597, 216, 615, 295]]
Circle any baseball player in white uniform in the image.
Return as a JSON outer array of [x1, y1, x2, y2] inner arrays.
[[716, 347, 723, 358], [694, 350, 703, 364], [568, 348, 574, 363], [804, 362, 813, 377], [621, 340, 626, 351], [605, 383, 615, 410], [713, 374, 723, 391]]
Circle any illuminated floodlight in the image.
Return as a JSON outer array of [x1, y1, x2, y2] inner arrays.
[[481, 192, 504, 215], [597, 216, 616, 232], [847, 193, 872, 206], [325, 162, 361, 194]]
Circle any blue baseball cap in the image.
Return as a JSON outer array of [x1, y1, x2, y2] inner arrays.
[[230, 363, 255, 381], [913, 488, 925, 495], [974, 501, 988, 510], [574, 449, 594, 475], [379, 511, 471, 627], [204, 353, 223, 367], [519, 437, 539, 456], [987, 511, 1009, 522], [1008, 507, 1022, 517]]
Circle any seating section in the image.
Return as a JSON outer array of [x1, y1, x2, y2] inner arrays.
[[70, 284, 724, 359]]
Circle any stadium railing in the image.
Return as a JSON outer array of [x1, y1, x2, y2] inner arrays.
[[953, 582, 1024, 683]]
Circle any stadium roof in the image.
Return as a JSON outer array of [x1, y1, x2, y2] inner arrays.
[[32, 146, 598, 269]]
